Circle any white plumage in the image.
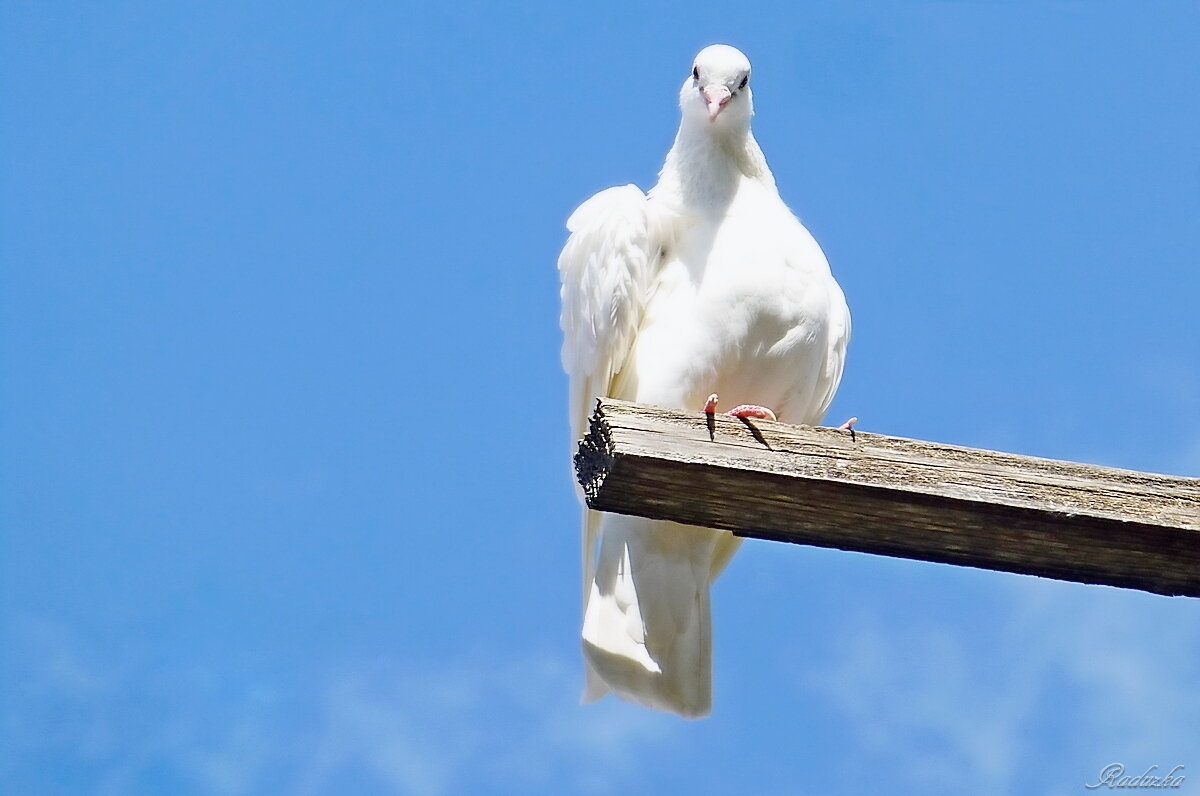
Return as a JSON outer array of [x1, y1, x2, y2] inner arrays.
[[558, 44, 850, 718]]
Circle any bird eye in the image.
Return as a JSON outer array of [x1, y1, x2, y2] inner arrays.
[[738, 75, 748, 90], [692, 66, 699, 80]]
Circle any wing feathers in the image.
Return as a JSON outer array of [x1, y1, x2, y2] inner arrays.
[[558, 184, 663, 444]]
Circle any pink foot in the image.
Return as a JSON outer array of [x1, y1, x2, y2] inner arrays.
[[701, 394, 778, 421], [725, 404, 778, 421], [838, 416, 858, 442]]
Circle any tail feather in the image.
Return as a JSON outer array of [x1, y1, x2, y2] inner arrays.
[[581, 513, 732, 718]]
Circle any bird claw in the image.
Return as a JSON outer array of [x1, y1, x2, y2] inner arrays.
[[837, 416, 858, 442]]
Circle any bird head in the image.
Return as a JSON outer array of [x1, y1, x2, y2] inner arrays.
[[680, 44, 753, 127]]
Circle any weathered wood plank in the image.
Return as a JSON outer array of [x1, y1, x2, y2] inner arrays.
[[574, 399, 1200, 597]]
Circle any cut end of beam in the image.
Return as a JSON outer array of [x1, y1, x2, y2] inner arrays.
[[574, 399, 616, 504]]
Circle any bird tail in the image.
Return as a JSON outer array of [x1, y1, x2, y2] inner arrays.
[[581, 513, 732, 718], [581, 507, 608, 704]]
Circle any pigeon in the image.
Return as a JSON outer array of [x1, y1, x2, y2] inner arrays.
[[558, 44, 851, 718]]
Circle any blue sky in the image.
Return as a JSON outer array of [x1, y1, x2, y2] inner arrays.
[[3, 2, 1198, 794]]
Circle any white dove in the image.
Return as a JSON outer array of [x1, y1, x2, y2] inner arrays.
[[558, 44, 850, 718]]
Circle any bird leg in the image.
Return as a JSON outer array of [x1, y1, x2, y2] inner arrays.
[[838, 416, 858, 442], [701, 394, 778, 421]]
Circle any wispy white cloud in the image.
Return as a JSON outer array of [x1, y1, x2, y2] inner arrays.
[[804, 616, 1032, 792], [3, 616, 677, 795], [803, 578, 1200, 793], [294, 653, 675, 795], [4, 615, 283, 796], [1008, 581, 1200, 763]]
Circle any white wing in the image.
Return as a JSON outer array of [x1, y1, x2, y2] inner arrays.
[[558, 184, 664, 445], [557, 184, 665, 694], [814, 278, 852, 420]]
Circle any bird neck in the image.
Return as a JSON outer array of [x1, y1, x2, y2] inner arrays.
[[652, 120, 776, 211]]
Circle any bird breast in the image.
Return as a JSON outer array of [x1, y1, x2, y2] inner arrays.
[[626, 186, 839, 424]]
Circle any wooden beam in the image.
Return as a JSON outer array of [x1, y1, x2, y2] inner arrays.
[[574, 399, 1200, 598]]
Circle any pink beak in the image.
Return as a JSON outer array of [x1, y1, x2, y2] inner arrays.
[[702, 84, 732, 121]]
